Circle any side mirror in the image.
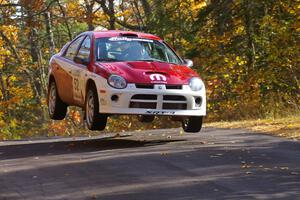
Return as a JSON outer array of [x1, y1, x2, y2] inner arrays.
[[74, 56, 89, 66], [184, 59, 193, 68]]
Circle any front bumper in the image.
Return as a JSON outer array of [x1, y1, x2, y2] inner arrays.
[[95, 79, 206, 116]]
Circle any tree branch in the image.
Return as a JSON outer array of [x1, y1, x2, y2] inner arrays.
[[0, 3, 20, 7]]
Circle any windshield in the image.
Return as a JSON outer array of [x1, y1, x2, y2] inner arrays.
[[95, 37, 182, 64]]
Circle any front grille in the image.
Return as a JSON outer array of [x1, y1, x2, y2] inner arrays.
[[130, 94, 157, 109], [129, 94, 187, 110], [163, 103, 187, 110], [130, 102, 156, 109], [166, 85, 182, 90], [163, 95, 186, 101], [131, 94, 157, 100], [135, 84, 154, 89]]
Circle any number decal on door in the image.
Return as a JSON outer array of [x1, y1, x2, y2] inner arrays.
[[74, 78, 79, 92]]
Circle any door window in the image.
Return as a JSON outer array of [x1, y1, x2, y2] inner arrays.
[[77, 36, 91, 61], [64, 36, 85, 60]]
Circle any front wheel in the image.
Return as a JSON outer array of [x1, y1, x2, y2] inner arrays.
[[85, 87, 107, 131], [182, 116, 203, 133]]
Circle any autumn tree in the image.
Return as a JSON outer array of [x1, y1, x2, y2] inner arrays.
[[0, 0, 298, 139]]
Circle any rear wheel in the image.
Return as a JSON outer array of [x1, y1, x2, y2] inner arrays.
[[182, 116, 203, 133], [48, 80, 67, 120], [137, 115, 155, 123], [85, 86, 107, 131]]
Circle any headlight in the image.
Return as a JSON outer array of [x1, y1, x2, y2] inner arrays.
[[108, 75, 127, 89], [189, 77, 204, 91]]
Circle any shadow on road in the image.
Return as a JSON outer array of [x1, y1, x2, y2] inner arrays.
[[0, 137, 186, 160]]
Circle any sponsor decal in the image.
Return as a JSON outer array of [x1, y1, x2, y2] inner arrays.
[[72, 69, 81, 102], [149, 74, 167, 82], [109, 37, 153, 43], [146, 110, 176, 115]]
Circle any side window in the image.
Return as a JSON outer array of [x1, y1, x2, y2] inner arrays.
[[77, 36, 91, 60], [64, 36, 85, 60]]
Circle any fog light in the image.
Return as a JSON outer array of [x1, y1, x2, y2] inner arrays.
[[195, 97, 202, 106], [111, 95, 119, 102]]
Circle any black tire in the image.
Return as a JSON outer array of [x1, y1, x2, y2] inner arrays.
[[48, 80, 68, 120], [137, 115, 155, 123], [182, 116, 203, 133], [85, 85, 107, 131]]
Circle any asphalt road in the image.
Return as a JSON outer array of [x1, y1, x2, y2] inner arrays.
[[0, 127, 299, 200]]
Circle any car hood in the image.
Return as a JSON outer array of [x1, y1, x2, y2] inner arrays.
[[95, 61, 199, 85]]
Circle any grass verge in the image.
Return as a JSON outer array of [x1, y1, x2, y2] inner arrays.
[[205, 116, 300, 140]]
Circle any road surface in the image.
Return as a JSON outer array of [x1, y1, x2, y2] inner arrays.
[[0, 127, 299, 200]]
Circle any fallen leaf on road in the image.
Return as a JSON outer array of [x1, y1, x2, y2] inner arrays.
[[280, 167, 289, 170], [263, 168, 272, 171], [210, 154, 223, 158], [241, 164, 252, 169]]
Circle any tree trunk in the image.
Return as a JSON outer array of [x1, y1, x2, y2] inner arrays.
[[85, 0, 95, 31], [57, 0, 73, 40], [97, 0, 116, 30], [44, 11, 55, 56], [108, 0, 115, 29], [244, 0, 256, 78]]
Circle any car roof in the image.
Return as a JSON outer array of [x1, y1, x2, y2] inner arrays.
[[83, 30, 162, 41]]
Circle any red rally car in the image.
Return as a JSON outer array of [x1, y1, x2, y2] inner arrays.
[[48, 30, 206, 132]]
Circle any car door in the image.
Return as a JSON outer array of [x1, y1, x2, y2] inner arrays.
[[72, 36, 91, 106], [54, 35, 85, 105]]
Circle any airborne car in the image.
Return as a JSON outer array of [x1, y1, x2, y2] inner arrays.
[[48, 30, 206, 132]]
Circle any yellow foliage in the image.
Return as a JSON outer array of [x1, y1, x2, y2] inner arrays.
[[192, 1, 207, 11], [9, 75, 17, 82], [0, 25, 19, 42], [9, 119, 17, 128], [48, 120, 68, 135]]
